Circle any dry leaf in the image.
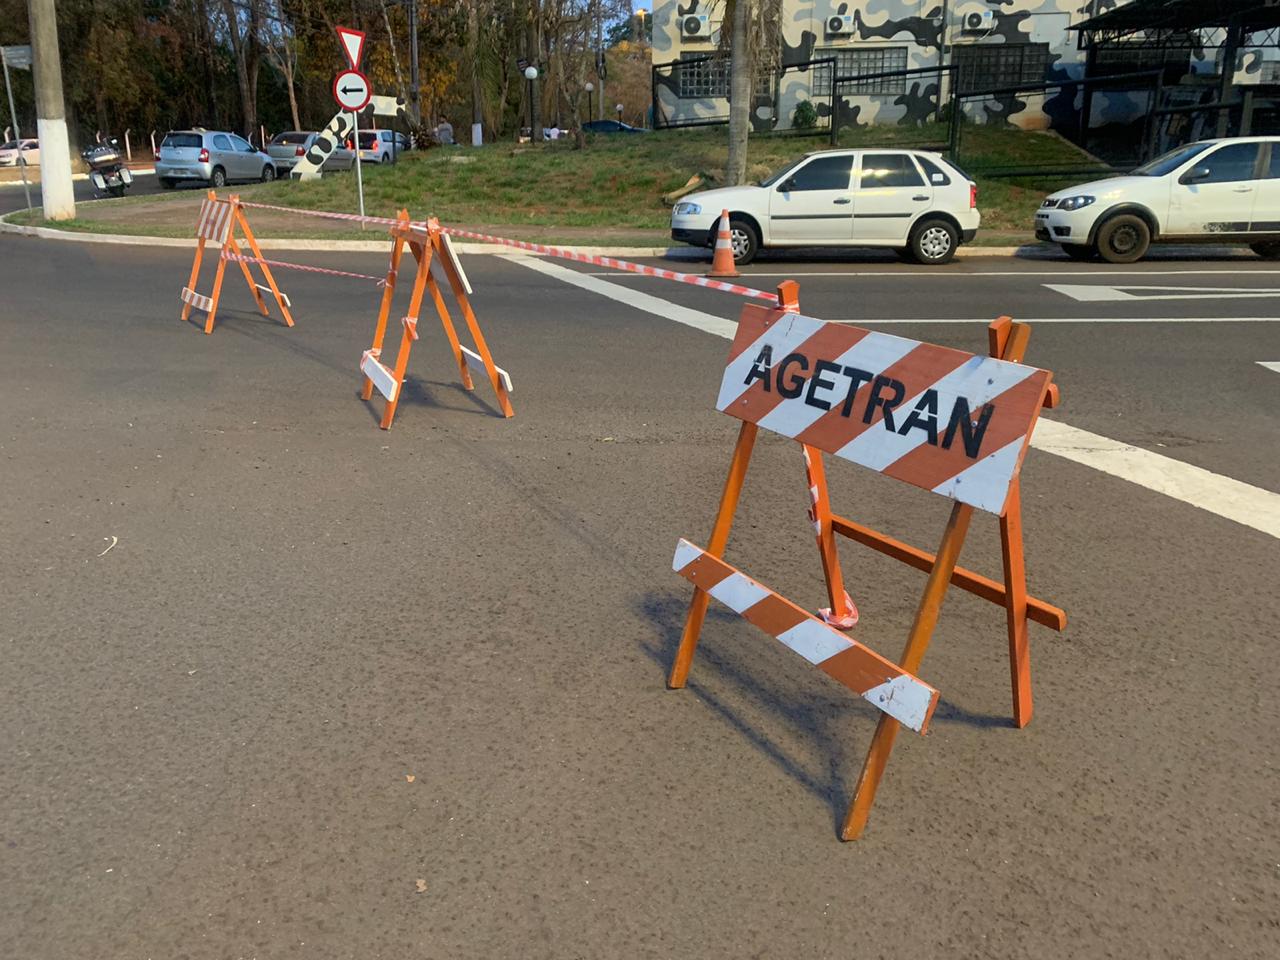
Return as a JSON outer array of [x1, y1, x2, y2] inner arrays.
[[415, 879, 428, 893], [405, 774, 415, 783]]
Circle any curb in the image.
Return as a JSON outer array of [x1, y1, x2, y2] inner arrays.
[[0, 213, 1042, 259], [0, 168, 156, 187]]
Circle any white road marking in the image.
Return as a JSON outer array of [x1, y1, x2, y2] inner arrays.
[[823, 317, 1280, 325], [520, 256, 1280, 539], [582, 268, 1280, 279], [1047, 283, 1280, 302], [1031, 420, 1280, 539], [1259, 362, 1280, 374]]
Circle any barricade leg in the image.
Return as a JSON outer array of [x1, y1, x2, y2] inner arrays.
[[378, 246, 432, 430], [362, 224, 407, 402], [1001, 479, 1034, 727], [444, 262, 514, 418], [181, 238, 206, 323], [841, 500, 973, 841], [233, 203, 293, 327], [802, 445, 857, 628], [424, 265, 475, 392], [669, 421, 758, 689], [225, 238, 269, 315], [203, 251, 230, 335]]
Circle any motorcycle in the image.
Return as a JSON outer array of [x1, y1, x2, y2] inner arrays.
[[82, 138, 133, 198]]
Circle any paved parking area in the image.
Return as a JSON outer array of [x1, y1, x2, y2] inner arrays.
[[1, 236, 1277, 959]]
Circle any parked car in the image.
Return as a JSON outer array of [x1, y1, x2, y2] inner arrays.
[[355, 130, 410, 163], [582, 119, 646, 134], [0, 138, 39, 166], [1036, 136, 1280, 262], [267, 130, 355, 174], [670, 148, 979, 265], [155, 129, 276, 189]]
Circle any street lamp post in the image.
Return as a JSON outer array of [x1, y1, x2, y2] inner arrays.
[[585, 82, 594, 124], [524, 65, 540, 142]]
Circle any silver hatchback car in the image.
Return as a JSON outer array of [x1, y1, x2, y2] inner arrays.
[[156, 129, 276, 189], [266, 131, 355, 174]]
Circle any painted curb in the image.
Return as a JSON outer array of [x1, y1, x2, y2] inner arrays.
[[0, 213, 1041, 259], [6, 207, 1252, 262]]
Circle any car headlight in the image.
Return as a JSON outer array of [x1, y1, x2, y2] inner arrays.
[[674, 201, 702, 216], [1057, 195, 1096, 212]]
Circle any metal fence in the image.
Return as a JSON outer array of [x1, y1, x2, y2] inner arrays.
[[652, 55, 836, 135]]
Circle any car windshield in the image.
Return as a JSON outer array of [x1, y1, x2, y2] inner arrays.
[[0, 141, 17, 150], [272, 132, 310, 145], [759, 156, 808, 187], [163, 133, 202, 149], [1132, 142, 1212, 177]]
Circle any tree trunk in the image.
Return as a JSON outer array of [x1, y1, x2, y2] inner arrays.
[[220, 0, 258, 137], [725, 0, 752, 186], [381, 1, 409, 105], [285, 66, 301, 131]]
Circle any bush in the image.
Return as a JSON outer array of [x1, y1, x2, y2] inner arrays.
[[792, 100, 818, 131]]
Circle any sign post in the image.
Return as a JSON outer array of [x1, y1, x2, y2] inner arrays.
[[1, 44, 33, 214], [333, 27, 369, 227]]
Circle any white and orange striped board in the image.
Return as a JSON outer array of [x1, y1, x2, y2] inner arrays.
[[673, 538, 940, 733], [360, 350, 398, 402], [194, 197, 234, 244], [460, 346, 513, 393], [180, 286, 214, 313], [717, 305, 1053, 515]]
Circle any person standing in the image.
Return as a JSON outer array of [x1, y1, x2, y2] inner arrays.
[[435, 116, 455, 146]]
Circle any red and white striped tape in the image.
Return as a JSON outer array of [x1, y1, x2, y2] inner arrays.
[[234, 201, 780, 304], [221, 250, 386, 285]]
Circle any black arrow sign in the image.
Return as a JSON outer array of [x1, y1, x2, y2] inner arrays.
[[341, 85, 365, 95]]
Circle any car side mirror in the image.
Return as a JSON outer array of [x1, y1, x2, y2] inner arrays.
[[778, 177, 796, 193], [1180, 166, 1211, 185]]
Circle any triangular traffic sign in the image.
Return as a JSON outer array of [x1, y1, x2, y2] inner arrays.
[[336, 26, 365, 70]]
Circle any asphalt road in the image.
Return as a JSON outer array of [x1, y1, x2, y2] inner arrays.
[[1, 235, 1277, 959], [0, 171, 186, 215]]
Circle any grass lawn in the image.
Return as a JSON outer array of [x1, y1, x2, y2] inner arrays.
[[7, 126, 1105, 244]]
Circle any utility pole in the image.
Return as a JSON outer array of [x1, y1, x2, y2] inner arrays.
[[27, 0, 74, 220], [407, 0, 420, 126]]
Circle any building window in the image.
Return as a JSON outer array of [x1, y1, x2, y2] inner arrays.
[[815, 47, 909, 96], [678, 55, 730, 99], [953, 43, 1050, 93]]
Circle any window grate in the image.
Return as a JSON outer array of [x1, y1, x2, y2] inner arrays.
[[953, 43, 1050, 94], [678, 55, 730, 100], [817, 47, 909, 96]]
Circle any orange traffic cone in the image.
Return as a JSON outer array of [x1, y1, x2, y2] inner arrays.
[[707, 209, 739, 278]]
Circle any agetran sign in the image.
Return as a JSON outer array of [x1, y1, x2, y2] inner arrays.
[[716, 306, 1054, 515]]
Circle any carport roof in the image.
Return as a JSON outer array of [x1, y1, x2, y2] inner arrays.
[[1074, 0, 1280, 44]]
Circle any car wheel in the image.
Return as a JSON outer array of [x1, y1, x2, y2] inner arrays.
[[1095, 214, 1150, 264], [210, 166, 227, 188], [1250, 241, 1280, 260], [108, 184, 126, 198], [1062, 243, 1096, 261], [261, 165, 276, 183], [159, 177, 175, 190], [909, 218, 958, 265], [729, 218, 759, 265]]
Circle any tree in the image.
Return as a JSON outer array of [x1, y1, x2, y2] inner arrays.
[[220, 0, 263, 137], [725, 0, 750, 186], [260, 0, 301, 130]]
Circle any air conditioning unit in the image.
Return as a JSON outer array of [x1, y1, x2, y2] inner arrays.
[[826, 15, 855, 35], [681, 14, 711, 39], [961, 9, 994, 33]]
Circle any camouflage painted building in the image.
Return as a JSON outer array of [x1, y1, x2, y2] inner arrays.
[[651, 1, 1274, 134]]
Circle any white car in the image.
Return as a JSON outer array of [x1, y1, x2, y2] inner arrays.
[[670, 148, 980, 265], [0, 138, 38, 166], [1036, 136, 1280, 263]]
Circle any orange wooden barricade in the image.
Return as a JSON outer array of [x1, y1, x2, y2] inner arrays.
[[179, 191, 294, 335], [359, 212, 514, 429], [668, 281, 1066, 841]]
